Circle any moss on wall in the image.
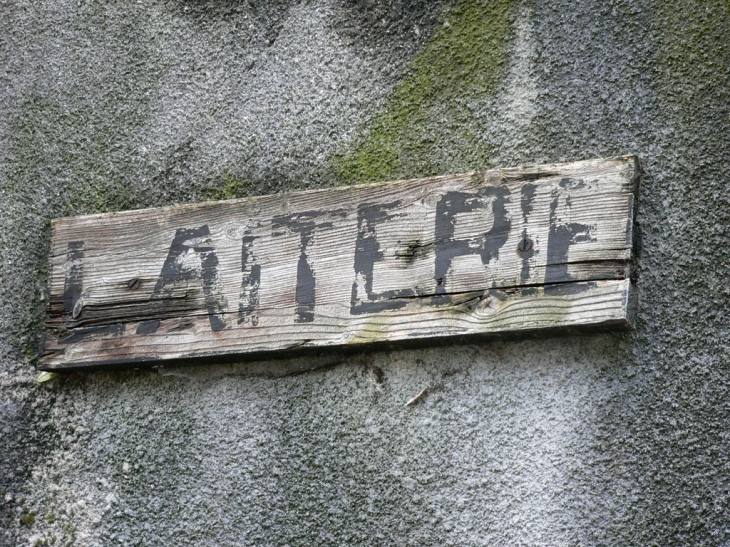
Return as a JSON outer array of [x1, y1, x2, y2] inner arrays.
[[201, 174, 249, 201], [331, 0, 513, 184]]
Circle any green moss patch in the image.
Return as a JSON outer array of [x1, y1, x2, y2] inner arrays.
[[202, 174, 249, 201], [332, 0, 514, 184], [19, 513, 36, 527]]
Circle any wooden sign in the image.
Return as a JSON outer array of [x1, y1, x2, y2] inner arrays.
[[40, 156, 639, 371]]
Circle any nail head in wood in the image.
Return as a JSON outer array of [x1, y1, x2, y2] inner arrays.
[[517, 238, 533, 254]]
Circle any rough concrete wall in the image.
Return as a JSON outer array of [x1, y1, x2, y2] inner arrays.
[[1, 0, 728, 545]]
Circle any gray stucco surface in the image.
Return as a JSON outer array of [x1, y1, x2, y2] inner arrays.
[[1, 0, 728, 545]]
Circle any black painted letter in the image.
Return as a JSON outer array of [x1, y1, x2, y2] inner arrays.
[[272, 212, 338, 323], [433, 187, 511, 295], [238, 231, 261, 326], [544, 179, 596, 285], [152, 225, 227, 331], [350, 202, 415, 315]]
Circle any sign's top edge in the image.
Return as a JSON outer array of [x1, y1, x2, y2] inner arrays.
[[50, 154, 639, 227]]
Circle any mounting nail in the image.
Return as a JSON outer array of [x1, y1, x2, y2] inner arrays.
[[517, 238, 533, 253], [128, 278, 140, 290]]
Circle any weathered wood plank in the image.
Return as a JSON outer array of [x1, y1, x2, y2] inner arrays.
[[40, 156, 639, 370]]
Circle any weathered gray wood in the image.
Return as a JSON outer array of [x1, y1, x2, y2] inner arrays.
[[40, 156, 639, 370]]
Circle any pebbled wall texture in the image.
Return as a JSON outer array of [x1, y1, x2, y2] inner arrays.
[[1, 0, 728, 545]]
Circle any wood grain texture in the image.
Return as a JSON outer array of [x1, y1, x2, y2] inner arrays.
[[40, 156, 639, 370]]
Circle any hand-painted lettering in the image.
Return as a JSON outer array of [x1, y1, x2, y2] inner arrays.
[[238, 231, 261, 326], [42, 157, 638, 370], [152, 225, 227, 331], [433, 187, 510, 298], [350, 201, 415, 315], [545, 179, 596, 286], [519, 184, 537, 284], [272, 212, 338, 323]]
